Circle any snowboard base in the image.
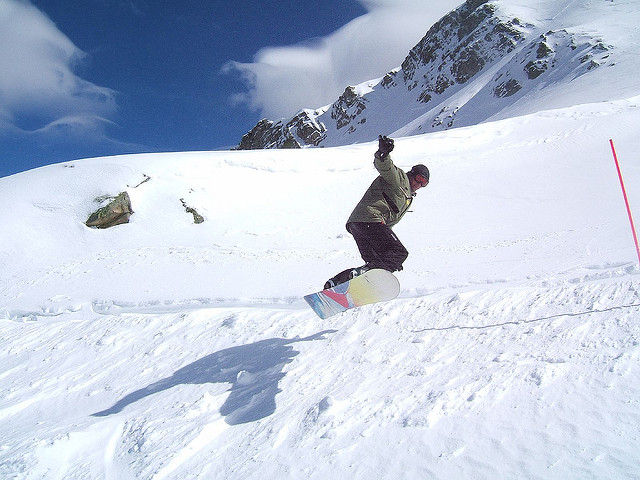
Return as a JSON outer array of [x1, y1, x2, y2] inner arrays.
[[304, 269, 400, 319]]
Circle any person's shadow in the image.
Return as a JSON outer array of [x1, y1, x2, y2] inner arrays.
[[92, 330, 336, 425]]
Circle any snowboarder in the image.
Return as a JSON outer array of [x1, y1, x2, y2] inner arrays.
[[324, 135, 430, 289]]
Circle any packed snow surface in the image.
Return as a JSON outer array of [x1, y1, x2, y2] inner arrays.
[[3, 0, 640, 476], [2, 96, 639, 479]]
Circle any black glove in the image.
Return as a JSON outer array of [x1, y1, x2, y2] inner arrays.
[[377, 135, 394, 157]]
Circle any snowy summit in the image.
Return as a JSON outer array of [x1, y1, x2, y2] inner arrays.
[[2, 1, 640, 479], [237, 0, 640, 151]]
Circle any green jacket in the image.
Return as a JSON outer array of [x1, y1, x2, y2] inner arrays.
[[347, 152, 414, 228]]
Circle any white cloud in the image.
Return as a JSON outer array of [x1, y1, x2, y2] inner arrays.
[[0, 0, 117, 136], [226, 0, 463, 119]]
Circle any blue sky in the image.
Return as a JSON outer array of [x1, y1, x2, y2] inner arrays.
[[0, 0, 461, 177]]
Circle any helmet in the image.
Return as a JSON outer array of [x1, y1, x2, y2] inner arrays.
[[408, 164, 430, 182]]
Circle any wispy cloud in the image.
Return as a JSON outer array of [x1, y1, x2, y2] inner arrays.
[[225, 0, 463, 119], [0, 0, 117, 137]]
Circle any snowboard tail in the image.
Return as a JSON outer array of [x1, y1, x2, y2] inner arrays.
[[304, 269, 400, 319]]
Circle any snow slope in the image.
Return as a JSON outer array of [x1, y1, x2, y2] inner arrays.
[[2, 92, 640, 478], [2, 2, 640, 476]]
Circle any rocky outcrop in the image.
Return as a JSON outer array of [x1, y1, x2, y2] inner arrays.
[[289, 110, 327, 146], [330, 86, 368, 132], [237, 119, 290, 150], [180, 198, 204, 224], [237, 110, 326, 150], [401, 0, 524, 96], [86, 192, 133, 229]]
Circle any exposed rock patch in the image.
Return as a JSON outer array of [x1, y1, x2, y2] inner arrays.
[[86, 192, 133, 229], [180, 198, 205, 224]]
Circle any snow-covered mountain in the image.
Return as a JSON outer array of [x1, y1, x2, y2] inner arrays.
[[237, 0, 639, 150], [2, 1, 640, 479]]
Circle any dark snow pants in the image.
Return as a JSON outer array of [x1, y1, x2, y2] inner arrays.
[[346, 221, 408, 272]]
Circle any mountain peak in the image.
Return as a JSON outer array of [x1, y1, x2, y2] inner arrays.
[[236, 0, 620, 150]]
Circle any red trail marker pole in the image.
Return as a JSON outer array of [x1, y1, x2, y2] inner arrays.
[[609, 139, 640, 265]]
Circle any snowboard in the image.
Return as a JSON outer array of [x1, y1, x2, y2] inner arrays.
[[304, 269, 400, 319]]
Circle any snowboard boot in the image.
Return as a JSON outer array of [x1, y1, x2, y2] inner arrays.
[[324, 264, 371, 290]]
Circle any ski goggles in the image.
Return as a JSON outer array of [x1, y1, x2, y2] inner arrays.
[[415, 174, 428, 187]]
